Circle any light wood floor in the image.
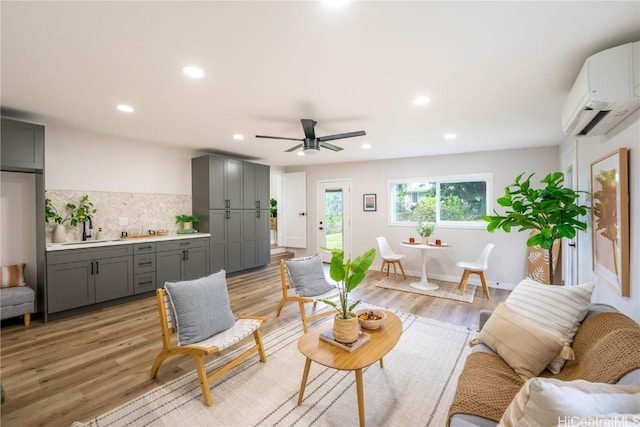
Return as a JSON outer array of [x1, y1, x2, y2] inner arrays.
[[0, 257, 509, 426]]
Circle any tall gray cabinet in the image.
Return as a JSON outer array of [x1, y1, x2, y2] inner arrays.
[[192, 155, 270, 274]]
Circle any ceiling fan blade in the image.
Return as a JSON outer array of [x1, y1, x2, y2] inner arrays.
[[285, 143, 303, 152], [319, 141, 344, 151], [255, 135, 304, 142], [318, 130, 366, 142], [301, 119, 317, 139]]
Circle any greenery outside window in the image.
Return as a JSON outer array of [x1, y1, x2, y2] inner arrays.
[[389, 173, 492, 228]]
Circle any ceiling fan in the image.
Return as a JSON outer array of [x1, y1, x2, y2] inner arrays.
[[255, 119, 366, 154]]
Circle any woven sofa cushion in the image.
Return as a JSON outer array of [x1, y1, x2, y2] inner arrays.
[[284, 254, 335, 297], [475, 302, 564, 380], [165, 270, 236, 346], [505, 279, 594, 374], [0, 264, 26, 288], [498, 378, 640, 427]]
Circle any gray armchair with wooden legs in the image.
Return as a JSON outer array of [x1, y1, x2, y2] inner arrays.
[[151, 271, 266, 407], [275, 254, 339, 333]]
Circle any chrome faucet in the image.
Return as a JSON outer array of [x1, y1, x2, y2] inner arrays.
[[82, 216, 94, 241]]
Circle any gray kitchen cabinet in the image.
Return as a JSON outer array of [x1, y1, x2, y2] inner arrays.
[[1, 118, 45, 172], [155, 237, 210, 286], [243, 210, 271, 269], [192, 155, 270, 274], [133, 242, 156, 294], [243, 162, 270, 210], [193, 155, 243, 210], [46, 245, 133, 313]]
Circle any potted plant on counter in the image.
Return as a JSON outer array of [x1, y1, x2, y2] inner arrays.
[[175, 214, 200, 233], [321, 247, 376, 343]]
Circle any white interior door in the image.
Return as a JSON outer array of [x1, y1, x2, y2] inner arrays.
[[282, 172, 307, 248], [561, 144, 578, 286], [317, 180, 351, 262]]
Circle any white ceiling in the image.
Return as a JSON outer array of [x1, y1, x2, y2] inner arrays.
[[2, 1, 639, 167]]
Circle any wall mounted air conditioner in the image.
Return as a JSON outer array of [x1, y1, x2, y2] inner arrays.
[[562, 41, 640, 137]]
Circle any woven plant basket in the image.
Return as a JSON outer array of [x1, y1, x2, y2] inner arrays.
[[333, 313, 359, 343]]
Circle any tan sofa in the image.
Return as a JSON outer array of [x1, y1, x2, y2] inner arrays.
[[448, 304, 640, 426]]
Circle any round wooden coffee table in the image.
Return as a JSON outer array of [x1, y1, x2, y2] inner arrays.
[[297, 310, 402, 427]]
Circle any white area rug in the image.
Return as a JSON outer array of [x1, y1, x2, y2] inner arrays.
[[376, 277, 477, 303], [76, 305, 475, 427]]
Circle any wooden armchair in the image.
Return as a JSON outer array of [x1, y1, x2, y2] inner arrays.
[[151, 287, 267, 407], [275, 254, 339, 333]]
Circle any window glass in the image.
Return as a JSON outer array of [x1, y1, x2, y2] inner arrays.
[[389, 174, 491, 227]]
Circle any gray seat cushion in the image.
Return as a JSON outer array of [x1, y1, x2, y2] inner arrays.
[[284, 254, 335, 297], [165, 270, 237, 346], [0, 285, 35, 320]]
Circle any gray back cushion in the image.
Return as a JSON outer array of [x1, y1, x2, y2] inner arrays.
[[165, 270, 236, 346], [284, 254, 335, 297]]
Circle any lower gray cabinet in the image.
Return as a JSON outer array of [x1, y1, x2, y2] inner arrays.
[[243, 210, 270, 270], [46, 245, 133, 313], [156, 238, 210, 287]]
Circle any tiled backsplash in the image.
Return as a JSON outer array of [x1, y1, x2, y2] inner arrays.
[[45, 190, 192, 242]]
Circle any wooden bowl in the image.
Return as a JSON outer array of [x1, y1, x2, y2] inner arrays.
[[356, 309, 386, 330]]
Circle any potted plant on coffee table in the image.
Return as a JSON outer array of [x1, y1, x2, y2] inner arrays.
[[321, 247, 376, 343], [482, 172, 589, 284]]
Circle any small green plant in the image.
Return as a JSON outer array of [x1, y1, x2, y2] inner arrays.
[[45, 195, 96, 225], [417, 221, 435, 237], [320, 247, 376, 319], [270, 198, 278, 218], [175, 214, 200, 224]]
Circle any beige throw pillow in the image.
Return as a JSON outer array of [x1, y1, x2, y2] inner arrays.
[[505, 279, 594, 374], [475, 302, 564, 380], [0, 264, 26, 288], [498, 378, 640, 427]]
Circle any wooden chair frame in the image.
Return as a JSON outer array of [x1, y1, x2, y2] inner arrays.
[[150, 288, 267, 406], [275, 259, 337, 333]]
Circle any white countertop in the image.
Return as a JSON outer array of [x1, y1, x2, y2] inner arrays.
[[46, 233, 211, 251]]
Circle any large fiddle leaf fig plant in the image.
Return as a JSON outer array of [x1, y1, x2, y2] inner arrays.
[[482, 172, 589, 282]]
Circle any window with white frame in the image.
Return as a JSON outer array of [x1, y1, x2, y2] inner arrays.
[[389, 173, 492, 227]]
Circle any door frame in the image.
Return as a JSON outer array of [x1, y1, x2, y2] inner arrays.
[[317, 179, 352, 262], [561, 142, 578, 286]]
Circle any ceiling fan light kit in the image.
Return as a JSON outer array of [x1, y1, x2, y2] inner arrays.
[[256, 118, 365, 154]]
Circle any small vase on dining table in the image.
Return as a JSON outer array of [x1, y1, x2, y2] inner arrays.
[[422, 236, 429, 245]]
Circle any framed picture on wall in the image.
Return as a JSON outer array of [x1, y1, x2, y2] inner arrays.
[[363, 194, 376, 211], [590, 147, 629, 297]]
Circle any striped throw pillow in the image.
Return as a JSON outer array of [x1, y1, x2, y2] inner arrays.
[[505, 279, 595, 374], [0, 264, 26, 288]]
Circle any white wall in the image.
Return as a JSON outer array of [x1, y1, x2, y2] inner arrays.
[[285, 146, 559, 290], [45, 120, 200, 194], [565, 111, 639, 322], [1, 171, 37, 286]]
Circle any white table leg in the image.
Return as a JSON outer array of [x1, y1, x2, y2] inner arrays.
[[409, 248, 439, 290]]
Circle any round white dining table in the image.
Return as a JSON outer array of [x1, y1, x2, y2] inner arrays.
[[400, 242, 450, 290]]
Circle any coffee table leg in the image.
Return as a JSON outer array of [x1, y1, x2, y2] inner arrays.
[[379, 357, 384, 368], [355, 368, 365, 427], [298, 358, 312, 406]]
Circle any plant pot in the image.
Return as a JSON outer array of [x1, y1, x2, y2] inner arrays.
[[270, 217, 277, 231], [422, 236, 429, 244], [333, 313, 359, 344], [53, 224, 66, 243], [182, 222, 193, 230]]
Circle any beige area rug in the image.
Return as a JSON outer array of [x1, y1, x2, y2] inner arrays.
[[75, 305, 475, 427], [376, 277, 477, 303]]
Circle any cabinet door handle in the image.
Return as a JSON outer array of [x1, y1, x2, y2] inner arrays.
[[185, 249, 189, 261], [182, 250, 187, 261], [225, 199, 230, 208], [226, 210, 230, 220], [256, 210, 260, 218], [90, 261, 94, 275], [139, 245, 152, 250], [256, 200, 260, 209], [179, 242, 190, 246], [96, 261, 99, 275], [139, 280, 153, 285], [138, 261, 153, 266]]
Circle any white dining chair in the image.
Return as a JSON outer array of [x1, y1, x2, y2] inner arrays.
[[456, 243, 495, 299], [376, 236, 407, 282]]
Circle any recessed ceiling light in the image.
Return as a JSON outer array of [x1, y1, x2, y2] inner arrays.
[[297, 151, 305, 156], [182, 66, 204, 79], [116, 104, 134, 113], [233, 134, 244, 141], [412, 96, 431, 106], [323, 0, 348, 7], [361, 143, 371, 149], [444, 133, 457, 140]]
